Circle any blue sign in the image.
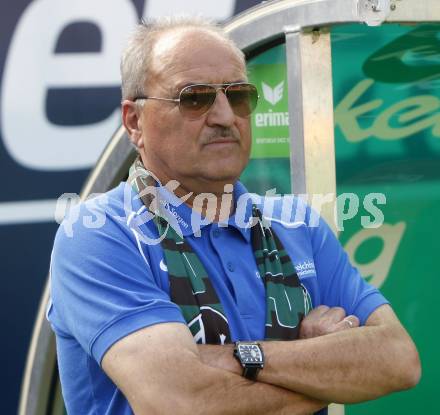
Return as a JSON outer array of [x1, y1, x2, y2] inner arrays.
[[0, 1, 260, 412]]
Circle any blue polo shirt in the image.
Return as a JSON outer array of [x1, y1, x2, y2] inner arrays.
[[48, 181, 387, 415]]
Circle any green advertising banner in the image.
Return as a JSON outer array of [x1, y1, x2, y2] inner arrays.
[[242, 23, 440, 413], [242, 45, 291, 194], [248, 60, 290, 159]]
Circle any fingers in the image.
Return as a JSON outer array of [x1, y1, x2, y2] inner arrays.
[[300, 306, 346, 339], [306, 305, 330, 318], [299, 307, 360, 339], [331, 315, 360, 333], [324, 307, 347, 324], [299, 306, 329, 339]]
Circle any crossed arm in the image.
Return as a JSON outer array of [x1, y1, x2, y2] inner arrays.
[[198, 304, 420, 403], [103, 322, 325, 415], [102, 304, 420, 415]]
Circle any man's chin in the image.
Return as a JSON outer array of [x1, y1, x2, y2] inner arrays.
[[197, 169, 242, 188]]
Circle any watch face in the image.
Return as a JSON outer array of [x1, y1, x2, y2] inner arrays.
[[238, 344, 263, 363]]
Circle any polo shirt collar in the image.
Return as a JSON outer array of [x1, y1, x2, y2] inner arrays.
[[153, 180, 255, 241], [226, 181, 256, 242]]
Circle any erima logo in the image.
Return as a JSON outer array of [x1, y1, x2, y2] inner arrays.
[[295, 260, 316, 277], [255, 110, 289, 127], [262, 81, 284, 106], [255, 81, 288, 127]]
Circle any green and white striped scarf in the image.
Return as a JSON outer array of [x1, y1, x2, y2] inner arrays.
[[129, 157, 311, 344]]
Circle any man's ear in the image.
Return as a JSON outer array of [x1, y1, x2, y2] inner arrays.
[[122, 100, 144, 149]]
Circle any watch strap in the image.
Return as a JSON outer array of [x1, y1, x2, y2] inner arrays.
[[243, 365, 261, 381]]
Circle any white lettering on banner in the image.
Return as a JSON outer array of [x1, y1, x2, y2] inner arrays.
[[344, 222, 406, 289], [142, 0, 235, 21], [334, 79, 440, 143], [255, 137, 289, 143], [0, 199, 58, 225], [1, 0, 138, 170], [255, 111, 290, 127]]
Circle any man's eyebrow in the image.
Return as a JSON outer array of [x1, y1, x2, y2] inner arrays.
[[174, 80, 249, 92], [228, 79, 248, 85], [174, 82, 195, 92]]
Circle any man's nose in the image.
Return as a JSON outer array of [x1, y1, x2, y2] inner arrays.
[[205, 89, 235, 127]]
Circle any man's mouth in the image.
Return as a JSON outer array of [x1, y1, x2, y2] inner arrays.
[[205, 137, 239, 146]]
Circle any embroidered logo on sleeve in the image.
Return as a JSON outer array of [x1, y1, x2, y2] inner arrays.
[[295, 260, 316, 277]]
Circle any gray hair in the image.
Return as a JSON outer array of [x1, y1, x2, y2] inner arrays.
[[120, 15, 245, 101]]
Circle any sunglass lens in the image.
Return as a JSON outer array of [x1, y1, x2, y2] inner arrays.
[[226, 84, 258, 117], [179, 85, 216, 118]]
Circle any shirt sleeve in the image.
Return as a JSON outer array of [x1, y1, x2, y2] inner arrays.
[[308, 208, 389, 325], [47, 202, 186, 365]]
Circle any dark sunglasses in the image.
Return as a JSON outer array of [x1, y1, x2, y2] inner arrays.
[[134, 82, 259, 120]]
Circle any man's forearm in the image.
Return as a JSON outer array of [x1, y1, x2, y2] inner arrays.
[[130, 348, 327, 415], [189, 363, 327, 415], [198, 311, 420, 404], [104, 323, 327, 415], [260, 322, 419, 403], [195, 343, 327, 415]]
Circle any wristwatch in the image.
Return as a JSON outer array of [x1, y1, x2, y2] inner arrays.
[[233, 341, 264, 381]]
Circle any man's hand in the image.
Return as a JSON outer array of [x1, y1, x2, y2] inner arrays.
[[299, 305, 360, 339], [261, 304, 420, 403]]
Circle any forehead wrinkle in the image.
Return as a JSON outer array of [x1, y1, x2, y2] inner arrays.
[[150, 28, 246, 86]]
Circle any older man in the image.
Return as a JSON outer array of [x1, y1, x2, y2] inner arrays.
[[48, 16, 420, 415]]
